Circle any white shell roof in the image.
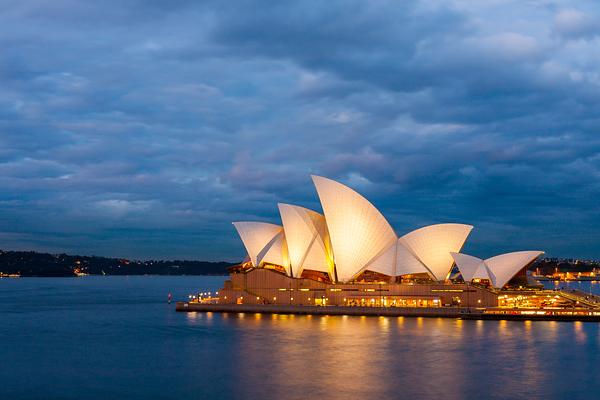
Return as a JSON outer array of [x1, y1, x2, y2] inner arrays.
[[312, 175, 397, 282], [232, 176, 544, 287], [395, 242, 432, 276], [365, 241, 432, 278], [399, 223, 473, 281], [257, 231, 291, 275], [485, 251, 544, 288], [233, 222, 283, 267], [278, 203, 333, 279], [362, 242, 397, 277], [451, 250, 544, 288], [450, 252, 487, 282], [473, 263, 492, 281]]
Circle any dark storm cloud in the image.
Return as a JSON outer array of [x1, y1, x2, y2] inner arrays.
[[0, 0, 599, 260]]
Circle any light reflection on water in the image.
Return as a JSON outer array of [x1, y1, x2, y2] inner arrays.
[[1, 277, 600, 400], [226, 312, 599, 400]]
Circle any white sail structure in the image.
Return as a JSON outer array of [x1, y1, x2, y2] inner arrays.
[[362, 242, 397, 277], [231, 176, 544, 289], [451, 251, 544, 288], [399, 223, 473, 281], [258, 231, 291, 275], [312, 175, 397, 282], [450, 252, 488, 282], [365, 241, 432, 278], [232, 222, 291, 274], [485, 251, 544, 288], [278, 203, 333, 279], [395, 242, 432, 276], [450, 252, 485, 282]]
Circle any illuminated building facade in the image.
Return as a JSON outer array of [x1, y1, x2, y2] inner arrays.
[[222, 175, 544, 307]]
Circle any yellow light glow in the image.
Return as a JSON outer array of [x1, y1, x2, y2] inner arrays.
[[278, 203, 333, 278], [312, 175, 397, 283]]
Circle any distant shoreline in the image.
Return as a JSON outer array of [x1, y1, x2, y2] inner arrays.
[[0, 249, 237, 278]]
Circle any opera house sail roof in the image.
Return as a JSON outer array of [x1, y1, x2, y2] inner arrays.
[[451, 251, 544, 289], [278, 203, 334, 279], [232, 175, 544, 289], [232, 222, 291, 275], [398, 223, 473, 281], [312, 175, 398, 283]]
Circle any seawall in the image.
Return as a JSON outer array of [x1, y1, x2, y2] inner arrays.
[[175, 302, 600, 321]]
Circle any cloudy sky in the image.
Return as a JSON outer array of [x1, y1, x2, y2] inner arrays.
[[1, 1, 599, 261]]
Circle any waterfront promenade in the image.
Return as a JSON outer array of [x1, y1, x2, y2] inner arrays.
[[176, 302, 600, 321]]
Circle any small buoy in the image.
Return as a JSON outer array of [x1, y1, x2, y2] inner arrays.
[[168, 293, 172, 304]]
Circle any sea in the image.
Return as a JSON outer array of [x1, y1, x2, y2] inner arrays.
[[1, 276, 599, 400]]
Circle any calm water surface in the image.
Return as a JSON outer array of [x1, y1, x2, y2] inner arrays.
[[1, 277, 599, 400]]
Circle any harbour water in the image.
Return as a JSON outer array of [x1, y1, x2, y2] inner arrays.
[[1, 276, 599, 399]]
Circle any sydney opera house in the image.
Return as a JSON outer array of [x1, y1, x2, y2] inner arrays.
[[218, 175, 543, 308]]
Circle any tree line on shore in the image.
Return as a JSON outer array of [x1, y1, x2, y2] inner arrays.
[[0, 249, 236, 277]]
